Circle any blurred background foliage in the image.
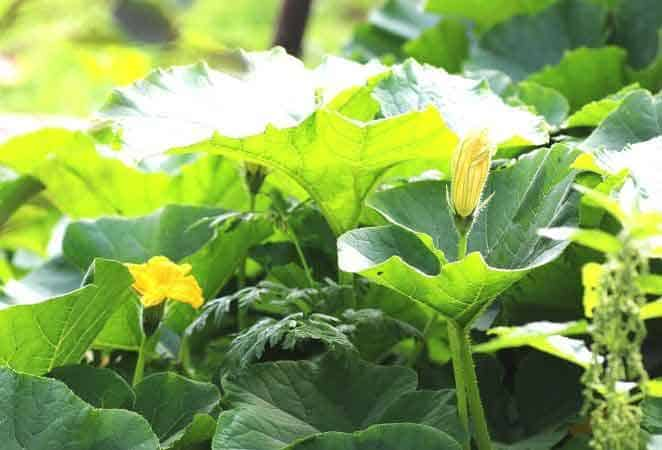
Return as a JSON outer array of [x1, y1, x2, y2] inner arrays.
[[0, 0, 373, 116]]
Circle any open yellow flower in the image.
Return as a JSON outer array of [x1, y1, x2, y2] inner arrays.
[[450, 129, 495, 218], [125, 256, 204, 309]]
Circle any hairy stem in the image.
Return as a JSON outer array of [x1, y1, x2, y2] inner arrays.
[[457, 233, 468, 260], [449, 320, 493, 450], [448, 322, 470, 450]]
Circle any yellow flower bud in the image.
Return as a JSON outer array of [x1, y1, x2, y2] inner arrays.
[[450, 129, 495, 218], [125, 256, 204, 309]]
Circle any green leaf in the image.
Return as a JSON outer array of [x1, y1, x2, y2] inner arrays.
[[426, 0, 556, 31], [100, 50, 387, 160], [224, 313, 356, 368], [404, 18, 469, 73], [373, 60, 548, 160], [528, 47, 627, 110], [185, 212, 273, 297], [0, 258, 135, 375], [2, 256, 82, 304], [582, 90, 662, 152], [133, 372, 220, 444], [0, 196, 60, 256], [466, 0, 608, 81], [165, 414, 217, 450], [514, 352, 583, 434], [509, 82, 570, 129], [94, 297, 144, 351], [342, 308, 421, 361], [563, 84, 640, 128], [63, 205, 224, 270], [0, 167, 43, 227], [627, 32, 662, 93], [367, 0, 439, 40], [473, 321, 591, 367], [339, 145, 579, 327], [539, 227, 622, 253], [284, 423, 462, 450], [0, 129, 247, 218], [49, 364, 135, 409], [611, 0, 662, 68], [212, 354, 465, 450], [0, 367, 159, 450]]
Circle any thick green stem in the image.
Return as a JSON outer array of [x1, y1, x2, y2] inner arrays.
[[132, 336, 147, 386], [448, 322, 470, 450], [449, 321, 493, 450], [457, 233, 468, 260]]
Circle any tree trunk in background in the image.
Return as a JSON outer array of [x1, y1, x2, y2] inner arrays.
[[273, 0, 313, 57]]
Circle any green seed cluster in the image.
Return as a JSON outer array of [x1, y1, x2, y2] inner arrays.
[[583, 237, 649, 450]]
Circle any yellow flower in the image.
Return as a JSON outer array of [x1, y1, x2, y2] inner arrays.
[[450, 129, 495, 218], [125, 256, 204, 309]]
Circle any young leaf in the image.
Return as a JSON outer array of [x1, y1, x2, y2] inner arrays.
[[339, 145, 579, 327], [0, 367, 159, 450], [224, 313, 356, 368]]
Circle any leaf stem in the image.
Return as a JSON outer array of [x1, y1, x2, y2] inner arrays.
[[132, 336, 146, 386], [237, 192, 257, 330], [288, 225, 315, 288], [449, 320, 493, 450]]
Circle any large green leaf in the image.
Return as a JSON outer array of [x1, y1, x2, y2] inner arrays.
[[373, 60, 548, 162], [49, 364, 135, 409], [63, 205, 224, 270], [0, 258, 135, 375], [611, 0, 662, 69], [339, 145, 579, 327], [0, 167, 43, 227], [2, 256, 82, 305], [133, 372, 220, 444], [187, 106, 452, 234], [0, 129, 247, 218], [0, 196, 60, 255], [212, 354, 464, 450], [586, 135, 662, 213], [426, 0, 556, 31], [0, 367, 159, 450], [100, 49, 386, 160], [284, 423, 462, 450], [582, 90, 662, 152], [563, 84, 641, 128], [527, 47, 627, 110], [466, 0, 607, 81]]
